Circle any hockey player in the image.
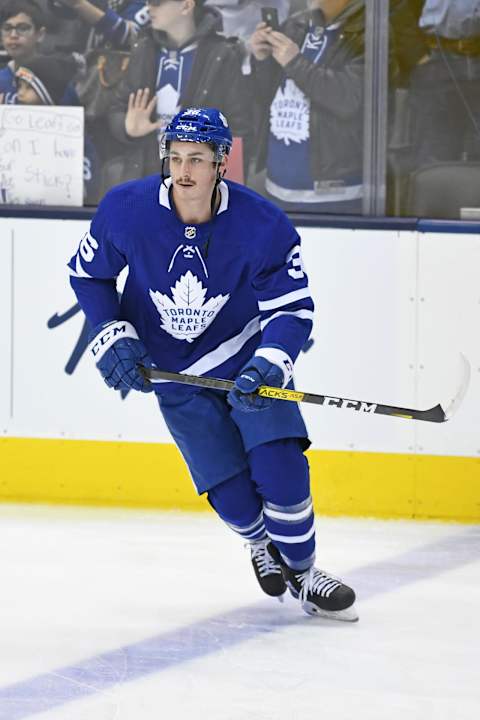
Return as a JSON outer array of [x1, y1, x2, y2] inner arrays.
[[68, 107, 358, 622]]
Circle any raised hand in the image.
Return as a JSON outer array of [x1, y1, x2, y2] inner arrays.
[[125, 88, 162, 139]]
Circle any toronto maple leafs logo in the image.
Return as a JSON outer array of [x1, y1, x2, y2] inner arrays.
[[270, 80, 310, 146], [149, 271, 229, 342]]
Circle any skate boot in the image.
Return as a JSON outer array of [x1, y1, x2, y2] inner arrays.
[[248, 538, 287, 599], [268, 543, 358, 622]]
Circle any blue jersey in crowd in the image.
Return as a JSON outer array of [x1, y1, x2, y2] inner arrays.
[[0, 65, 17, 103], [0, 62, 80, 105], [155, 44, 196, 133], [92, 1, 149, 49], [266, 21, 362, 209], [68, 176, 314, 392]]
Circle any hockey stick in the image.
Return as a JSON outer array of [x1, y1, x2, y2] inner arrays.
[[140, 354, 470, 424]]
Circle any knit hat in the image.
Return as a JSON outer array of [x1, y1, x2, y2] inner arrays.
[[16, 55, 76, 105]]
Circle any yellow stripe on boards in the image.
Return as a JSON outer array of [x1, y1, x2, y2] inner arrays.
[[0, 437, 202, 510], [307, 450, 480, 522], [0, 438, 479, 521]]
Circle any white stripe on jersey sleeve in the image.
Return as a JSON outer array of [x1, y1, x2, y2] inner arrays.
[[69, 254, 93, 279], [258, 287, 311, 312], [260, 308, 314, 331]]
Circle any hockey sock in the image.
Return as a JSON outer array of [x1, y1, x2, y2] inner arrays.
[[248, 439, 315, 571], [207, 469, 266, 541]]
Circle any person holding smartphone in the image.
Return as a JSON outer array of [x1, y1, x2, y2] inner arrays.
[[249, 0, 366, 214]]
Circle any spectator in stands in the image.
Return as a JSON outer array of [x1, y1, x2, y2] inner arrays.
[[409, 0, 480, 165], [106, 0, 251, 185], [14, 54, 101, 203], [45, 2, 152, 198], [0, 0, 80, 104], [249, 0, 365, 214], [0, 0, 47, 103], [204, 0, 290, 44], [47, 0, 150, 51]]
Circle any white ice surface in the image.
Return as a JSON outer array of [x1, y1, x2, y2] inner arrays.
[[0, 505, 479, 720]]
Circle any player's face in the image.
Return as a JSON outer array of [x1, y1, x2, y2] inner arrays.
[[169, 141, 227, 204], [16, 79, 42, 105], [0, 13, 44, 61]]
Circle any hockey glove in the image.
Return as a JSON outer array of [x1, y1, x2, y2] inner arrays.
[[88, 320, 154, 393], [228, 346, 294, 412]]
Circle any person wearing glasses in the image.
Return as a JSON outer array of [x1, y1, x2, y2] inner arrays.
[[0, 0, 80, 104], [0, 0, 46, 103], [105, 0, 251, 185]]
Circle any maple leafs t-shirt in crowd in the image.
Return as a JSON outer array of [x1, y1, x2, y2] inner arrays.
[[265, 22, 362, 208], [155, 44, 196, 137]]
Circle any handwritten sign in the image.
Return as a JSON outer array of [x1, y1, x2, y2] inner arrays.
[[0, 105, 84, 206]]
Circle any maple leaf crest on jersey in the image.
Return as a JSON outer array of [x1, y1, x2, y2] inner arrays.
[[149, 271, 230, 342]]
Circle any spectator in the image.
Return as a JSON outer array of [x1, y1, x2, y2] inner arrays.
[[204, 0, 290, 44], [409, 0, 480, 165], [249, 0, 365, 214], [47, 0, 150, 51], [15, 54, 101, 203], [0, 0, 80, 104], [45, 2, 153, 198], [107, 0, 251, 184], [0, 0, 46, 103]]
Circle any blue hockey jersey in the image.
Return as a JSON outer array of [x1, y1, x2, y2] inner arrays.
[[68, 177, 314, 392]]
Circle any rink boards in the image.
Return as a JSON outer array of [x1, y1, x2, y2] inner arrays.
[[0, 218, 479, 520]]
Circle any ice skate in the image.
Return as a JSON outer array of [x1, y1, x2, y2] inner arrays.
[[268, 543, 358, 622], [248, 538, 287, 599]]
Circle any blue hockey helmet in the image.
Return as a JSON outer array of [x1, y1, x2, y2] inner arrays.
[[160, 107, 233, 162]]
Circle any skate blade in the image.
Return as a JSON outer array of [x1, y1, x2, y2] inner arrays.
[[302, 601, 359, 623]]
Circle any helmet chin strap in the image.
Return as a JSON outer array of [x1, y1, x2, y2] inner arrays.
[[160, 157, 169, 188], [210, 160, 228, 216]]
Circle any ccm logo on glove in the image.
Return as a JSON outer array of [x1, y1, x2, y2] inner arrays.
[[88, 320, 154, 393], [89, 321, 140, 361]]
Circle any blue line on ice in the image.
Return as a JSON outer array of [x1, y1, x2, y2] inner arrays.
[[0, 527, 479, 719]]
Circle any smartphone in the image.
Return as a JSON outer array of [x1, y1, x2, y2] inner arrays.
[[261, 7, 280, 32]]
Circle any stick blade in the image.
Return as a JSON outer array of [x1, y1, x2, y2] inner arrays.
[[442, 353, 471, 421]]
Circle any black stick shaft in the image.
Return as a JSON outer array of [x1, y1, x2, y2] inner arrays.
[[140, 367, 447, 423]]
